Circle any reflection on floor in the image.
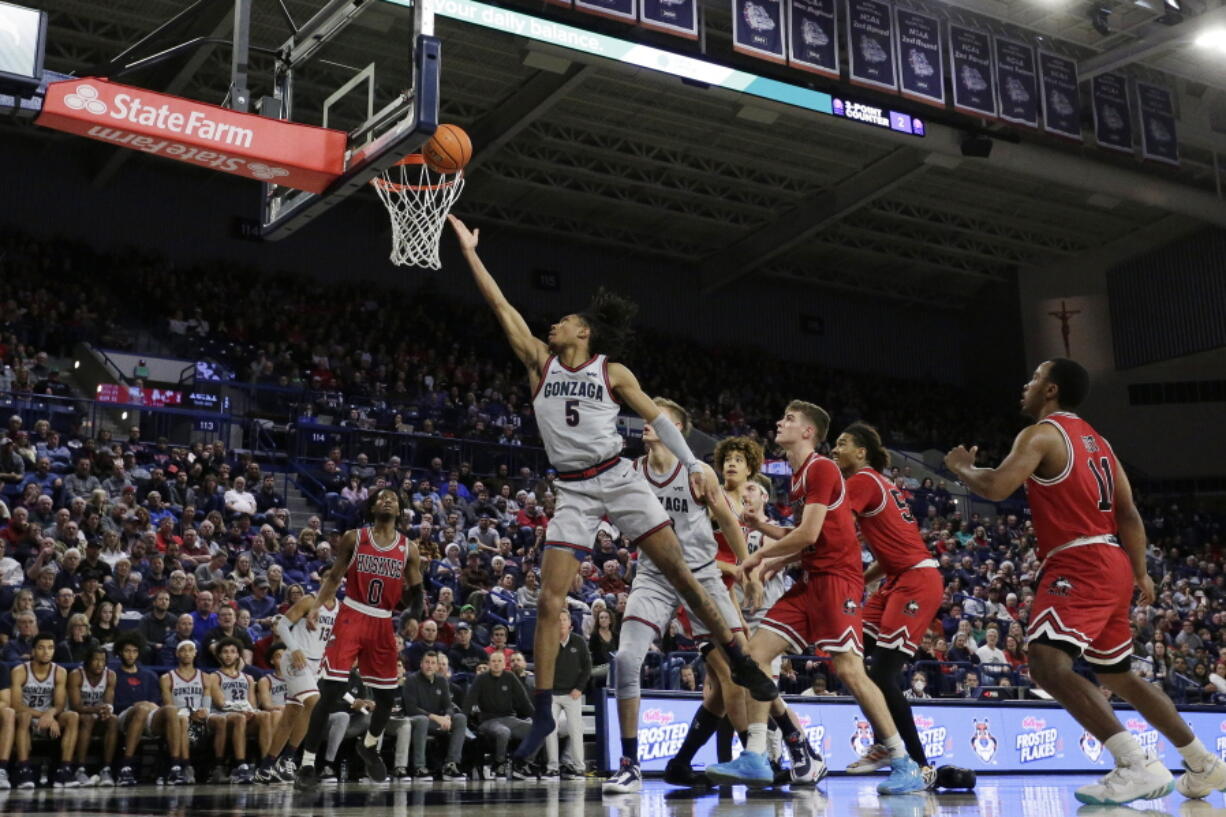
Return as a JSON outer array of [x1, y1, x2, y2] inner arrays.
[[1, 776, 1224, 817]]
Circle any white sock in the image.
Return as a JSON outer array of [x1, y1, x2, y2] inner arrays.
[[1177, 738, 1213, 772], [301, 750, 316, 768], [746, 723, 768, 755], [364, 731, 380, 749], [1104, 731, 1145, 767], [883, 734, 906, 759]]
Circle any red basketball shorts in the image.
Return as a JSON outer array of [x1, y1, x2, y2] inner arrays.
[[319, 604, 400, 689], [862, 566, 943, 656], [760, 571, 865, 656], [1026, 543, 1133, 666]]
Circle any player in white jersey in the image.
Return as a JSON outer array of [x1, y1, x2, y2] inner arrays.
[[11, 633, 79, 788], [162, 640, 212, 784], [0, 681, 15, 791], [604, 397, 748, 793], [68, 646, 115, 786], [450, 216, 776, 767], [259, 591, 336, 783], [257, 645, 290, 772], [209, 638, 264, 783]]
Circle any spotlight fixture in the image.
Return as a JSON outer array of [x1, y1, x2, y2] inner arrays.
[[1159, 0, 1183, 25], [1090, 4, 1112, 36]]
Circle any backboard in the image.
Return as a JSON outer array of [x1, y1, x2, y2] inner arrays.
[[257, 0, 441, 241]]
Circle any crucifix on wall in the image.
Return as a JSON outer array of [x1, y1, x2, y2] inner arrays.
[[1048, 299, 1081, 357]]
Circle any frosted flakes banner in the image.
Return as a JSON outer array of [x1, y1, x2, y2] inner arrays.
[[1092, 72, 1133, 154], [894, 7, 942, 106], [846, 0, 896, 91], [602, 692, 1226, 772], [787, 0, 838, 78], [639, 0, 698, 40], [994, 36, 1038, 128], [1137, 81, 1178, 166], [732, 0, 787, 64], [949, 25, 995, 118], [1038, 52, 1081, 141]]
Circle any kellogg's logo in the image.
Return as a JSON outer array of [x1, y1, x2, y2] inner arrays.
[[1021, 716, 1047, 731], [914, 715, 935, 730], [642, 708, 674, 726], [1126, 717, 1161, 755], [914, 714, 947, 760]]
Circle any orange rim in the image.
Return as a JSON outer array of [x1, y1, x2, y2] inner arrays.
[[371, 154, 462, 193]]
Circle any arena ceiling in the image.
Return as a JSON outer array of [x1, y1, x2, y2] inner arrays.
[[15, 0, 1226, 309]]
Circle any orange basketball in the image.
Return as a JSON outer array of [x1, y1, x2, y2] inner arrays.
[[422, 124, 472, 174]]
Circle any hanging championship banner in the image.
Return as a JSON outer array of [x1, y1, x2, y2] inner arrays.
[[949, 25, 995, 118], [894, 7, 943, 106], [787, 0, 839, 78], [994, 37, 1038, 128], [639, 0, 699, 39], [846, 0, 897, 91], [575, 0, 637, 24], [732, 0, 786, 64], [1092, 73, 1133, 154], [1137, 82, 1178, 166], [1038, 52, 1081, 141]]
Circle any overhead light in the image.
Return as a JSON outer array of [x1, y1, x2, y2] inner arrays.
[[1090, 5, 1112, 36], [1158, 0, 1183, 25], [121, 411, 128, 420], [1196, 28, 1226, 50]]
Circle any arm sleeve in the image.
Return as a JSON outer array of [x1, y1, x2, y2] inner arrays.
[[273, 616, 302, 653], [649, 414, 700, 472]]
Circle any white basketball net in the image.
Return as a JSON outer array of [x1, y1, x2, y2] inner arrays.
[[372, 156, 465, 269]]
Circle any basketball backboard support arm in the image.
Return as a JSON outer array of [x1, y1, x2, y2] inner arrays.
[[258, 0, 440, 241]]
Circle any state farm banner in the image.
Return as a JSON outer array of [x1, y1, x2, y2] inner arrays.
[[575, 0, 637, 23], [639, 0, 698, 39], [1038, 52, 1081, 141], [787, 0, 839, 78], [949, 25, 995, 118], [994, 37, 1038, 128], [36, 78, 345, 193], [894, 7, 943, 106], [733, 0, 786, 64], [1092, 73, 1133, 154], [846, 0, 896, 91], [1137, 81, 1178, 166]]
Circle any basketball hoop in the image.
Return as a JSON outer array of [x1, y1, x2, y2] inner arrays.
[[371, 155, 465, 269]]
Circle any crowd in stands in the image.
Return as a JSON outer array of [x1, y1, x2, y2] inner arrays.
[[0, 227, 1223, 786]]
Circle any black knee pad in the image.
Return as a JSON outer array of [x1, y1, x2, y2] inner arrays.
[[935, 765, 977, 790]]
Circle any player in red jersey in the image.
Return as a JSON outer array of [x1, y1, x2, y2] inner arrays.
[[834, 423, 944, 781], [946, 358, 1225, 806], [295, 487, 423, 791], [706, 401, 924, 794]]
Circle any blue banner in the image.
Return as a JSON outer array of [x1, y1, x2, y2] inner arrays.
[[893, 7, 942, 106], [603, 692, 1226, 773], [639, 0, 698, 39], [1038, 52, 1081, 141], [994, 36, 1038, 128], [787, 0, 838, 79], [846, 0, 896, 91], [732, 0, 787, 64], [949, 25, 995, 118], [575, 0, 637, 24], [1092, 73, 1133, 154], [1137, 81, 1178, 166]]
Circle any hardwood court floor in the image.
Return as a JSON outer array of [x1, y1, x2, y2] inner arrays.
[[1, 774, 1222, 817]]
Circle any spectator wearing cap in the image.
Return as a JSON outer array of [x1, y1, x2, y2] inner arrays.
[[239, 576, 278, 629], [79, 538, 113, 579], [448, 621, 486, 674]]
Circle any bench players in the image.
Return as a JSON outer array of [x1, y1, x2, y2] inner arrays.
[[11, 633, 78, 788]]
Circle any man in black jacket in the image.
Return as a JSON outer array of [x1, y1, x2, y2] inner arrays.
[[447, 623, 486, 675], [542, 610, 591, 779], [402, 651, 467, 780], [463, 651, 535, 780]]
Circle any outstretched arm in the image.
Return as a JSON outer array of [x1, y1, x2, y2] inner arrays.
[[944, 424, 1054, 501], [608, 363, 705, 497], [448, 215, 550, 375]]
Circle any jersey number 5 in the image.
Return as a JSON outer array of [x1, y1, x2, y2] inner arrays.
[[565, 399, 580, 427], [889, 489, 916, 523], [1087, 457, 1115, 512]]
